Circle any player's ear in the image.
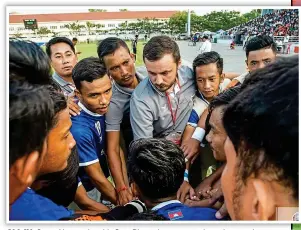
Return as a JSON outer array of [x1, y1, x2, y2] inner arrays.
[[177, 59, 182, 69], [74, 89, 81, 100], [250, 179, 276, 220], [10, 150, 40, 187], [220, 73, 225, 83], [130, 53, 135, 61]]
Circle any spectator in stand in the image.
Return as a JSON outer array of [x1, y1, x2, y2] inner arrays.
[[227, 9, 298, 39]]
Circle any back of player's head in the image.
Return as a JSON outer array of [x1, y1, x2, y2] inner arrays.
[[193, 51, 223, 76], [46, 37, 75, 57], [245, 35, 277, 58], [72, 57, 107, 91], [9, 80, 54, 167], [203, 35, 209, 39], [9, 39, 52, 85], [143, 36, 181, 64], [128, 138, 185, 200], [72, 37, 78, 42], [223, 55, 298, 199], [97, 37, 130, 61]]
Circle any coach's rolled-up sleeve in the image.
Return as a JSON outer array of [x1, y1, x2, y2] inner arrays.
[[130, 95, 154, 140]]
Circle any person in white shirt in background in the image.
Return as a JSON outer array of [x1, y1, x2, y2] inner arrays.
[[199, 35, 212, 54], [283, 34, 290, 54], [72, 38, 82, 57]]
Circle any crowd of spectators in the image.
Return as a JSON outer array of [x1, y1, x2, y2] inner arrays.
[[227, 9, 299, 37]]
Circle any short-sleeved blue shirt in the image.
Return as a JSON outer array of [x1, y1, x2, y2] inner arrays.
[[71, 102, 110, 192], [10, 188, 74, 220], [153, 200, 220, 221]]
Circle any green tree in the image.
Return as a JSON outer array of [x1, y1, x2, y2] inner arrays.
[[51, 31, 59, 37], [37, 27, 51, 37], [95, 23, 105, 34], [168, 11, 187, 34], [119, 9, 128, 11], [242, 9, 262, 22], [201, 10, 245, 31], [119, 21, 128, 32], [13, 32, 23, 38], [86, 21, 96, 35], [64, 21, 85, 36], [167, 10, 262, 34], [88, 9, 107, 12]]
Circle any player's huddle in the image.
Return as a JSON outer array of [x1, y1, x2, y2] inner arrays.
[[9, 34, 298, 221]]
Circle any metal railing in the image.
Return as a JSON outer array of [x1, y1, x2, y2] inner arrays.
[[273, 36, 299, 43]]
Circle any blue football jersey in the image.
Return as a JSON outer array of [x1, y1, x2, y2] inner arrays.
[[187, 91, 209, 127], [153, 200, 219, 221], [10, 188, 74, 220], [71, 102, 110, 192]]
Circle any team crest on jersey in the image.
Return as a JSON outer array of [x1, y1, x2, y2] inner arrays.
[[95, 121, 102, 142], [168, 209, 183, 220]]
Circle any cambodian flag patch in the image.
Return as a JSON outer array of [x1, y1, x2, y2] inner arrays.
[[168, 209, 183, 220]]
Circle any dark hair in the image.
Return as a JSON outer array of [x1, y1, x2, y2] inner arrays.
[[9, 39, 52, 85], [203, 35, 209, 39], [46, 37, 75, 58], [143, 36, 181, 63], [9, 80, 54, 167], [127, 211, 167, 220], [128, 138, 185, 200], [97, 37, 130, 61], [46, 84, 68, 128], [223, 55, 298, 199], [193, 51, 223, 77], [72, 37, 78, 42], [245, 35, 277, 58], [72, 57, 107, 91]]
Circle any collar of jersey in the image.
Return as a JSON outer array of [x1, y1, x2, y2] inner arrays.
[[113, 71, 145, 96], [151, 200, 181, 211], [78, 101, 103, 117], [197, 84, 223, 105]]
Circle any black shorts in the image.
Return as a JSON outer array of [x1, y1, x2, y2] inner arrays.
[[133, 48, 137, 54]]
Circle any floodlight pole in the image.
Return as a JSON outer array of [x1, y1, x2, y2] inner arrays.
[[187, 9, 191, 37]]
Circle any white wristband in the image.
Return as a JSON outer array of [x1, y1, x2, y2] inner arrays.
[[191, 127, 206, 142]]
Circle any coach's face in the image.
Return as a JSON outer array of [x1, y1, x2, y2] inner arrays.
[[145, 54, 181, 92], [103, 46, 136, 88]]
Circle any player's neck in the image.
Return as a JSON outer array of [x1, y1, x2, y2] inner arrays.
[[147, 195, 178, 208], [128, 75, 139, 89]]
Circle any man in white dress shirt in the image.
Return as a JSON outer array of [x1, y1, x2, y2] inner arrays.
[[199, 35, 212, 54]]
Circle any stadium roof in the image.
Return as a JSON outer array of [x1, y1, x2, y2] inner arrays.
[[9, 11, 177, 23]]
